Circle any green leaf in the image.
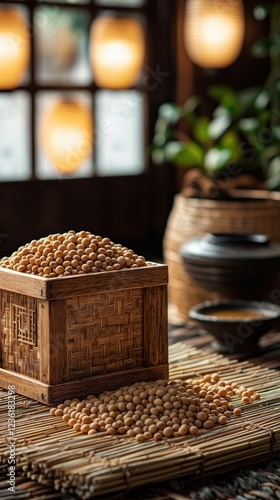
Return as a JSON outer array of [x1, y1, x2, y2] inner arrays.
[[209, 85, 241, 116], [238, 87, 262, 111], [238, 118, 259, 132], [222, 95, 241, 116], [204, 148, 231, 173], [258, 109, 273, 125], [212, 105, 229, 119], [208, 114, 231, 140], [266, 176, 280, 190], [259, 144, 280, 168], [154, 117, 168, 135], [158, 103, 182, 124], [181, 97, 201, 125], [255, 90, 270, 110], [193, 117, 210, 144], [273, 126, 280, 140], [208, 85, 236, 103], [164, 141, 204, 168], [265, 157, 280, 189], [267, 156, 280, 176], [219, 131, 241, 161], [153, 133, 168, 147], [263, 109, 275, 119], [183, 96, 200, 114]]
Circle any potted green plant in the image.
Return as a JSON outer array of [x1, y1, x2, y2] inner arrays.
[[153, 3, 280, 324], [153, 3, 280, 197], [152, 95, 265, 200]]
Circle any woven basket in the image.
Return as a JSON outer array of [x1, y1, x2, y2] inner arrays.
[[163, 190, 280, 325]]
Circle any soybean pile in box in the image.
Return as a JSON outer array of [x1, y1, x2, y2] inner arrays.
[[50, 373, 260, 443], [0, 230, 148, 277]]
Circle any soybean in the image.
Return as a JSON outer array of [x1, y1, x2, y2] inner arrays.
[[50, 373, 259, 443], [0, 230, 148, 277]]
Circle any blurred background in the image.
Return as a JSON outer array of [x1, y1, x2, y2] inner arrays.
[[0, 0, 272, 260]]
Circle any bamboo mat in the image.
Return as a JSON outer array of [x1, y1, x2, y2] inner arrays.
[[1, 343, 280, 499]]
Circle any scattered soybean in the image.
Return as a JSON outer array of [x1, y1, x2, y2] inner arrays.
[[50, 373, 259, 443]]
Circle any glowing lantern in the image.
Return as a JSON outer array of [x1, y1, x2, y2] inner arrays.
[[39, 100, 94, 174], [89, 15, 145, 89], [184, 0, 245, 68], [0, 7, 30, 89]]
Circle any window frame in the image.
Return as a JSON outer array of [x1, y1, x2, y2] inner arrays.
[[0, 0, 165, 181]]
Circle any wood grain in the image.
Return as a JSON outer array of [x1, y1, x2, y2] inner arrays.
[[0, 364, 169, 404], [38, 300, 50, 384], [0, 268, 47, 299], [0, 264, 168, 300], [143, 285, 168, 367], [0, 368, 51, 404]]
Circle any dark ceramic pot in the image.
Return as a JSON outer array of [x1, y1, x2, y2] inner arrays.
[[180, 234, 280, 301], [189, 299, 280, 354]]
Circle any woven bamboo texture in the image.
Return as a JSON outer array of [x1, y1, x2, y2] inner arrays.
[[67, 289, 143, 378], [0, 264, 169, 403], [0, 289, 143, 380], [1, 342, 280, 499], [1, 291, 39, 379], [163, 190, 280, 325]]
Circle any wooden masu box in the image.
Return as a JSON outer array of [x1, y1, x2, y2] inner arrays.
[[0, 264, 168, 404]]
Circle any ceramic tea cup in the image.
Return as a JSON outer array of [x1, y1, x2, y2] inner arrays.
[[189, 299, 280, 354]]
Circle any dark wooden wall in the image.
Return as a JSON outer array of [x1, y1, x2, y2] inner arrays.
[[0, 167, 178, 261]]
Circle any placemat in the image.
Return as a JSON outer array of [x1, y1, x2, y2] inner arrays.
[[0, 343, 280, 499]]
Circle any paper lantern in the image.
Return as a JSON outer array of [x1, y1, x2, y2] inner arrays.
[[0, 8, 30, 89], [89, 15, 145, 89], [39, 100, 94, 174], [184, 0, 245, 68]]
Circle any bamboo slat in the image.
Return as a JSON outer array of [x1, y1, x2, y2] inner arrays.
[[1, 343, 280, 499]]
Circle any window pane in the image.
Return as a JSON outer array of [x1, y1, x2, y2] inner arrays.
[[35, 7, 91, 85], [36, 92, 94, 180], [95, 89, 145, 176], [0, 5, 30, 89], [90, 12, 146, 89], [0, 92, 31, 181]]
